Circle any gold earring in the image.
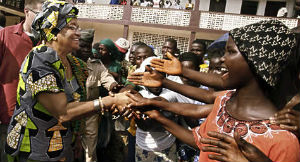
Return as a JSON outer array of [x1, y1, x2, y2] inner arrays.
[[53, 37, 57, 41]]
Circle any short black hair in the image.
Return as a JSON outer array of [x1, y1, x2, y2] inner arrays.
[[132, 41, 147, 46], [0, 12, 5, 27], [179, 52, 200, 67], [192, 39, 207, 51], [135, 44, 155, 56], [165, 38, 177, 50], [207, 47, 224, 60]]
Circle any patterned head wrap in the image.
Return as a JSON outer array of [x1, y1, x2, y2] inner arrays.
[[229, 20, 297, 87], [32, 0, 78, 41]]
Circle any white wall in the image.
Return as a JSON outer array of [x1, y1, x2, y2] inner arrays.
[[199, 0, 210, 11], [78, 21, 124, 44], [195, 31, 224, 41], [225, 0, 242, 14], [256, 0, 267, 16]]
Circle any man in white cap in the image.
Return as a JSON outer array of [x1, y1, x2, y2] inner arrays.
[[115, 37, 130, 55]]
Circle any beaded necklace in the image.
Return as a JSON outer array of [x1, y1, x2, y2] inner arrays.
[[67, 54, 89, 134]]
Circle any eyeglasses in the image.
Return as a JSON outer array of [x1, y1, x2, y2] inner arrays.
[[27, 8, 40, 15], [65, 25, 81, 32]]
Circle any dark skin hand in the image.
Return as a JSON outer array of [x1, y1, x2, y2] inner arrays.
[[141, 109, 198, 149], [270, 94, 300, 134], [127, 66, 164, 87], [109, 82, 124, 93], [150, 52, 226, 90], [201, 131, 249, 162], [126, 92, 213, 119], [128, 66, 219, 104], [233, 132, 272, 162]]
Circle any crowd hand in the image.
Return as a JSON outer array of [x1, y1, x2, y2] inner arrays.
[[233, 132, 272, 162], [111, 83, 124, 93], [268, 93, 300, 133], [110, 101, 141, 119], [143, 109, 162, 120], [110, 91, 132, 113], [200, 131, 249, 162], [150, 52, 182, 75], [126, 92, 150, 107], [270, 108, 300, 133], [127, 66, 164, 87]]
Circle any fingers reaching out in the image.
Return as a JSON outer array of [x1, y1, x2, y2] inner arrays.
[[270, 108, 300, 132]]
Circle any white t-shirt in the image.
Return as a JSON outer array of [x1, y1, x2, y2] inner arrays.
[[136, 86, 177, 151]]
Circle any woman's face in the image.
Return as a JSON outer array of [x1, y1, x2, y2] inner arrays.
[[57, 18, 80, 52], [99, 44, 109, 58], [220, 36, 254, 89]]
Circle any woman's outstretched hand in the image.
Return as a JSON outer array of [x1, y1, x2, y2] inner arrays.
[[111, 91, 132, 113], [200, 131, 249, 162], [150, 52, 182, 75], [127, 66, 164, 87]]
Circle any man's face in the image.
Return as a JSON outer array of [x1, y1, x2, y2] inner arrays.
[[162, 41, 176, 59], [191, 43, 205, 61], [135, 47, 153, 68], [74, 40, 92, 62], [180, 61, 198, 86], [129, 45, 138, 65], [24, 3, 43, 32]]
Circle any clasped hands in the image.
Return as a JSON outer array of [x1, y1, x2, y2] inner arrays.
[[107, 90, 155, 119]]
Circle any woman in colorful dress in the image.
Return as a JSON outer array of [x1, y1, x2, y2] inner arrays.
[[5, 1, 130, 161]]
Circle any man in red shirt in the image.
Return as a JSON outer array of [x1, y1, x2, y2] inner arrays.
[[0, 0, 44, 161]]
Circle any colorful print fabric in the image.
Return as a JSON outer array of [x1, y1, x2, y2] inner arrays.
[[32, 0, 78, 41], [5, 45, 76, 161]]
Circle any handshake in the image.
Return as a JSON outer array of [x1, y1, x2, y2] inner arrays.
[[100, 90, 155, 120]]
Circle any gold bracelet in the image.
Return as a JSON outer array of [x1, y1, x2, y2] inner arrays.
[[93, 99, 100, 113], [99, 96, 104, 115]]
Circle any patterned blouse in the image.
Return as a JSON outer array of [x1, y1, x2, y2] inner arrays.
[[5, 44, 87, 161], [193, 90, 300, 162]]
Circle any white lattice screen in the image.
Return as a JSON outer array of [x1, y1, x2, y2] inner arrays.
[[132, 32, 189, 57], [75, 4, 124, 20], [131, 7, 191, 26], [200, 12, 299, 30]]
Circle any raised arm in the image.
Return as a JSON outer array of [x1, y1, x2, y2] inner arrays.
[[162, 78, 219, 104], [127, 93, 213, 119], [150, 52, 226, 89], [38, 91, 130, 123], [128, 66, 219, 104], [143, 110, 197, 149]]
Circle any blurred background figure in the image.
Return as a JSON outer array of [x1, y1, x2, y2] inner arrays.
[[0, 11, 6, 29], [72, 29, 95, 62]]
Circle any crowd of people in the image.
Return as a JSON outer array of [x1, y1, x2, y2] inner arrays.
[[0, 0, 300, 162], [74, 0, 193, 10]]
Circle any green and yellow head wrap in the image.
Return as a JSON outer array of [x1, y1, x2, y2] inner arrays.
[[32, 0, 78, 41]]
